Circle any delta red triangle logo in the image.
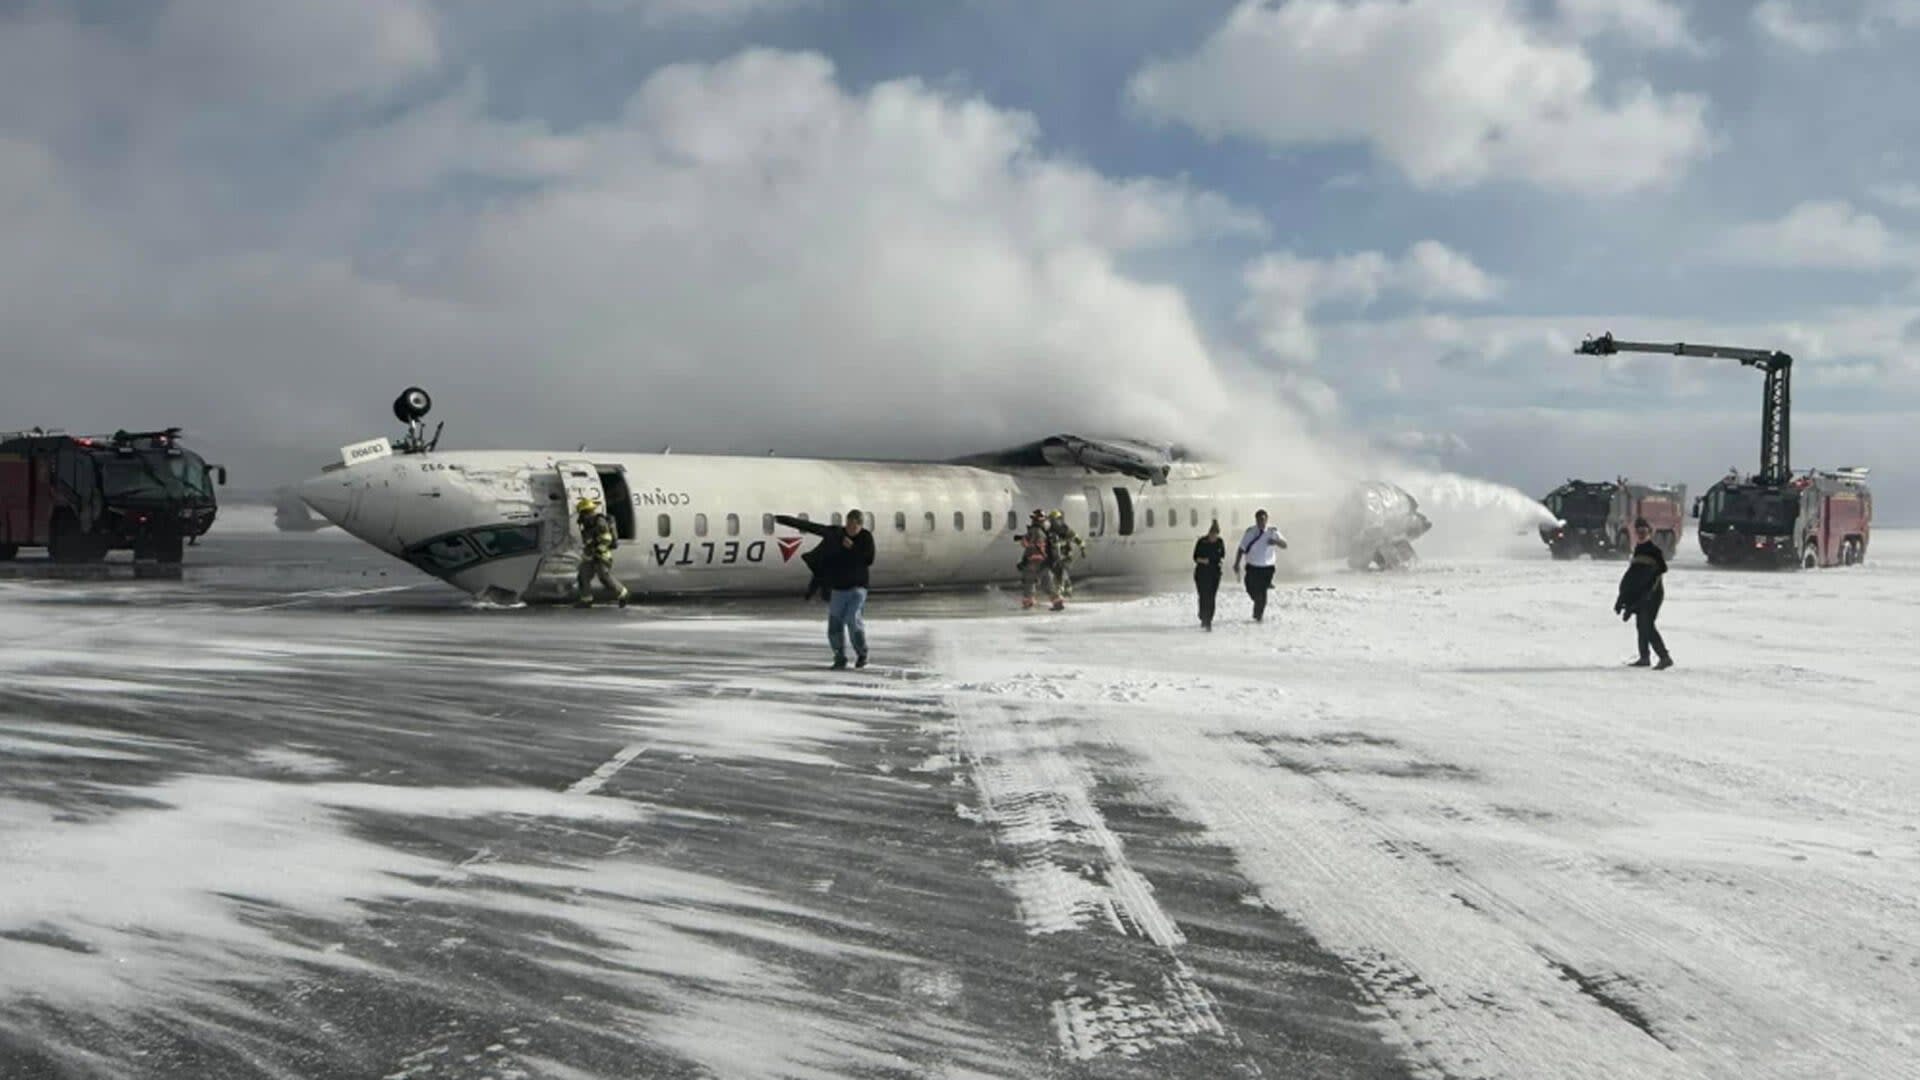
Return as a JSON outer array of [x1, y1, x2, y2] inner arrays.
[[777, 537, 804, 562]]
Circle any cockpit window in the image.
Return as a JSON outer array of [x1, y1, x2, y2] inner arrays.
[[410, 534, 480, 572], [470, 524, 541, 558]]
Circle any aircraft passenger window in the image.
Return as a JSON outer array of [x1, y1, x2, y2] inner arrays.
[[1090, 510, 1102, 533], [924, 511, 936, 532], [1190, 509, 1199, 528], [954, 511, 966, 531], [760, 514, 774, 535], [695, 513, 709, 537], [657, 514, 672, 537], [1006, 510, 1016, 531], [982, 510, 993, 531], [726, 513, 740, 537], [797, 512, 810, 522], [831, 512, 843, 526], [894, 511, 907, 531], [1145, 508, 1155, 528]]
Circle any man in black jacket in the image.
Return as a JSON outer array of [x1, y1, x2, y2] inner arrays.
[[1615, 518, 1673, 669], [776, 510, 876, 669]]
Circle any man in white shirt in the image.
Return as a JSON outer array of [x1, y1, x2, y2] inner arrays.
[[1233, 508, 1288, 622]]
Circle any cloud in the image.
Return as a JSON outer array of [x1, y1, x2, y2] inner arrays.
[[151, 0, 440, 107], [0, 40, 1304, 481], [1717, 200, 1913, 270], [1239, 241, 1499, 363], [1127, 0, 1711, 194], [1869, 182, 1920, 211], [586, 0, 821, 25], [1301, 307, 1920, 412], [1751, 1, 1852, 52], [1438, 404, 1920, 520], [1555, 0, 1702, 52]]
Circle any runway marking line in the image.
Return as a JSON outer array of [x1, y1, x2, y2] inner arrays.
[[568, 742, 652, 796]]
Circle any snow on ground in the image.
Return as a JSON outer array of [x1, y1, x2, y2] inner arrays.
[[925, 531, 1920, 1078], [2, 532, 1916, 1077]]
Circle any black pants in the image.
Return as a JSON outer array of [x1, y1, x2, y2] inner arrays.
[[1245, 566, 1276, 620], [1195, 570, 1220, 627], [1636, 590, 1668, 662]]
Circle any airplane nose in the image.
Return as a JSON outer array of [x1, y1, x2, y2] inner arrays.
[[298, 474, 353, 528], [299, 470, 401, 554]]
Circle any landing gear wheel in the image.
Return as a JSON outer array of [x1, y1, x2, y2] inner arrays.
[[1803, 542, 1819, 569], [392, 386, 433, 423]]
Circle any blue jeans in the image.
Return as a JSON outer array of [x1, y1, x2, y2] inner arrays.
[[827, 587, 868, 659]]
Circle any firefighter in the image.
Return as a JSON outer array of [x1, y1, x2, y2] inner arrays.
[[1192, 519, 1225, 631], [1016, 508, 1060, 611], [1614, 517, 1673, 669], [573, 497, 631, 608], [1044, 509, 1083, 598], [1233, 508, 1288, 622]]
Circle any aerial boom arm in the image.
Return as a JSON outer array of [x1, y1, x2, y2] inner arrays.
[[1575, 331, 1792, 484]]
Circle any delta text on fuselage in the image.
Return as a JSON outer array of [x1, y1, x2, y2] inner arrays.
[[298, 391, 1425, 603]]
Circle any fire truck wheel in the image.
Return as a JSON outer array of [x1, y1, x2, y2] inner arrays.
[[151, 532, 185, 564], [48, 514, 105, 564], [0, 543, 17, 561]]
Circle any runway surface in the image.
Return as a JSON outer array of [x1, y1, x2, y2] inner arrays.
[[1, 533, 1408, 1079]]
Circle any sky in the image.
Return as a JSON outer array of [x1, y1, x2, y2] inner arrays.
[[3, 0, 1918, 517]]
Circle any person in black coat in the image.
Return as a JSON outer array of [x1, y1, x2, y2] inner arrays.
[[1614, 518, 1673, 669], [1192, 521, 1226, 630], [776, 510, 876, 669]]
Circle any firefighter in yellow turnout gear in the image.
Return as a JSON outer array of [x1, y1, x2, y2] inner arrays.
[[573, 497, 631, 608]]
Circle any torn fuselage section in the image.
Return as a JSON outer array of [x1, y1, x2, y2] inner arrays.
[[1330, 482, 1432, 571]]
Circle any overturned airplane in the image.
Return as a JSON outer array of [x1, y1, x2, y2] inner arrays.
[[298, 389, 1431, 603]]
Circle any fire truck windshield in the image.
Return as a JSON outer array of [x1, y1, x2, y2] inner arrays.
[[1705, 487, 1795, 533], [99, 452, 213, 502], [1546, 489, 1609, 526]]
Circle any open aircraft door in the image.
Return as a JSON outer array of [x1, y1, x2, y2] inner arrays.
[[553, 459, 608, 569], [1069, 488, 1100, 572]]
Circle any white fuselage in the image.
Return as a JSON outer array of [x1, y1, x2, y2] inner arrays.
[[299, 449, 1331, 602]]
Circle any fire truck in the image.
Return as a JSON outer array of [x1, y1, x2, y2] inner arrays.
[[1694, 466, 1871, 568], [1538, 478, 1686, 560], [1574, 334, 1871, 568], [0, 428, 225, 563]]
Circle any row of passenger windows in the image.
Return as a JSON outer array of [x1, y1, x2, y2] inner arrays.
[[651, 506, 1225, 538]]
